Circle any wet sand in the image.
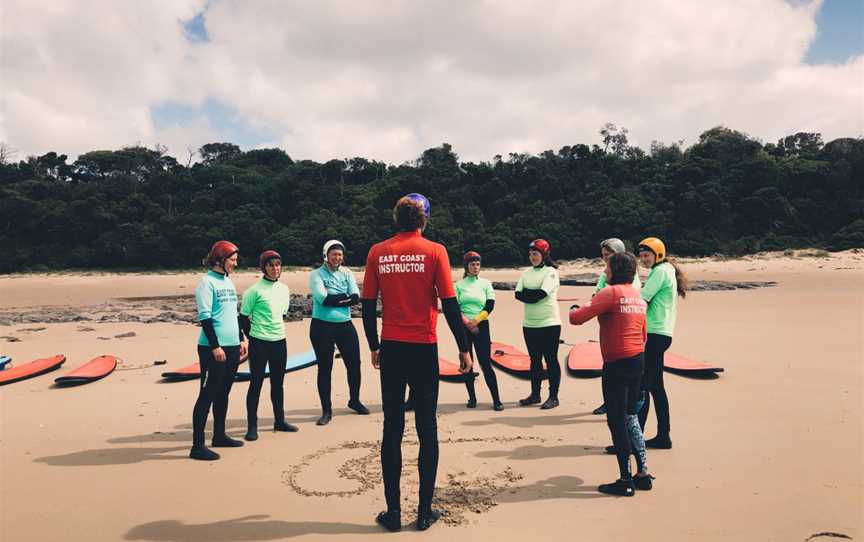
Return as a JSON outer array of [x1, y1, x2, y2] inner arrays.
[[1, 250, 862, 541]]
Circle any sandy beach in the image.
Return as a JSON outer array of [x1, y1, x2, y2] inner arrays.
[[1, 250, 862, 541]]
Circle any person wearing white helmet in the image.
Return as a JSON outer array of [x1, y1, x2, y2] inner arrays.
[[309, 239, 368, 426]]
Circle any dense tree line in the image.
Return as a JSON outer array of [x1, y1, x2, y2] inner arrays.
[[0, 126, 861, 273]]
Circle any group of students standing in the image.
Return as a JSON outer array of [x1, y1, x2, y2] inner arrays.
[[187, 192, 687, 531]]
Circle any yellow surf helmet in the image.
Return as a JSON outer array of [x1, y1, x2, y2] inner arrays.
[[638, 237, 666, 263]]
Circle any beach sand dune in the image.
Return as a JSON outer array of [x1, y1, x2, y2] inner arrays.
[[1, 252, 862, 541]]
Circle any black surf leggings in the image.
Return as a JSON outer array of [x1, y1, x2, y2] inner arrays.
[[464, 320, 501, 404], [246, 337, 287, 426], [192, 344, 240, 447], [309, 318, 362, 411], [379, 340, 439, 514], [602, 353, 644, 480], [523, 325, 562, 398], [638, 333, 673, 437]]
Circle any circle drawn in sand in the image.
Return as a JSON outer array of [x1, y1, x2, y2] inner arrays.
[[283, 435, 543, 526]]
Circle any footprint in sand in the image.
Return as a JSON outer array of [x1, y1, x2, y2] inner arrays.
[[283, 435, 542, 526]]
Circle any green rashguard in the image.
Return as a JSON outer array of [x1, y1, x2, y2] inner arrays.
[[595, 272, 642, 292], [516, 266, 561, 328], [240, 278, 291, 341], [640, 262, 677, 337], [455, 275, 495, 319]]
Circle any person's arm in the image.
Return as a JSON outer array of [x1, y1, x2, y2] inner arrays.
[[195, 280, 219, 348], [309, 270, 329, 305], [640, 266, 666, 303], [516, 289, 547, 303], [442, 297, 469, 352], [476, 299, 495, 322], [238, 314, 251, 338], [343, 270, 360, 306], [540, 267, 559, 296], [570, 288, 614, 325], [361, 250, 380, 351]]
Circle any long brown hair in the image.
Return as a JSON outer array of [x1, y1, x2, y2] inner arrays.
[[665, 259, 689, 298]]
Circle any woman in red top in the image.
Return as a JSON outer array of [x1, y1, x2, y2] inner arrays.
[[570, 252, 654, 496], [361, 193, 472, 532]]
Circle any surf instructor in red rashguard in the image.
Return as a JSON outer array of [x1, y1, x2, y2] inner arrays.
[[362, 193, 472, 533]]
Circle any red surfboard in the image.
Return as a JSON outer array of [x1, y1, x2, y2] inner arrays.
[[565, 342, 724, 377], [0, 355, 66, 386], [54, 355, 118, 386], [663, 352, 724, 375], [566, 342, 603, 377], [162, 354, 248, 381], [439, 357, 477, 383], [490, 342, 546, 379]]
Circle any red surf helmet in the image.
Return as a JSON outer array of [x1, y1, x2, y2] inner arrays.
[[259, 250, 282, 272], [207, 240, 238, 267], [463, 251, 481, 268], [528, 239, 551, 256]]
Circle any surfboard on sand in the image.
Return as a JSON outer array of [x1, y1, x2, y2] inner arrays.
[[0, 355, 66, 386], [161, 354, 249, 382], [490, 342, 546, 379], [235, 350, 317, 382], [439, 357, 477, 383], [566, 342, 603, 377], [565, 341, 724, 378], [54, 355, 118, 386]]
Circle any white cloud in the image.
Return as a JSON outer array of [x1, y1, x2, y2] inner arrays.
[[1, 0, 861, 164]]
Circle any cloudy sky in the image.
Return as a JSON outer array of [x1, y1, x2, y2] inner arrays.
[[1, 0, 861, 163]]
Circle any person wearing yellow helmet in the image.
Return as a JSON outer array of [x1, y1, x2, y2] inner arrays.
[[636, 237, 688, 449]]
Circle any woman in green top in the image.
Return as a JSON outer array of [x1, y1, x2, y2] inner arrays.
[[239, 250, 298, 441], [456, 251, 503, 411], [593, 237, 642, 416], [515, 239, 562, 410], [637, 237, 688, 449]]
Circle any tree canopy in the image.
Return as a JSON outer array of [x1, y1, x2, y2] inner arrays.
[[1, 126, 861, 273]]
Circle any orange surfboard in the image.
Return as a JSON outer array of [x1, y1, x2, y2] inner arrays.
[[161, 354, 248, 381], [439, 357, 477, 383], [55, 355, 118, 386], [0, 355, 66, 386], [490, 342, 545, 379], [566, 342, 603, 377], [663, 352, 724, 375]]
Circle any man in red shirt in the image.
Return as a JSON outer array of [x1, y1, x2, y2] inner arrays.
[[570, 251, 654, 496], [362, 193, 472, 532]]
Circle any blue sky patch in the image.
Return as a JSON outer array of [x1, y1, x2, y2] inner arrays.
[[805, 0, 863, 64], [151, 98, 276, 150]]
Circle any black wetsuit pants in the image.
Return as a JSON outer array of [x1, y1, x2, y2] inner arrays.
[[246, 337, 287, 427], [309, 318, 362, 412], [192, 344, 240, 447], [464, 320, 501, 404], [379, 340, 439, 514], [602, 353, 644, 480], [523, 325, 561, 398], [638, 333, 673, 438]]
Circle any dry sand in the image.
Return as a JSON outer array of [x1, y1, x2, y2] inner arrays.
[[1, 250, 862, 541]]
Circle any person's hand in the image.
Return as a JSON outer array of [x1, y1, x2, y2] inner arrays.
[[466, 319, 480, 334], [370, 349, 380, 369], [458, 351, 473, 374], [239, 340, 248, 358], [212, 347, 226, 362]]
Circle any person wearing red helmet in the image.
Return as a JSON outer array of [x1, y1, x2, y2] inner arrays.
[[190, 240, 248, 461], [361, 194, 472, 532], [238, 250, 297, 442], [515, 239, 562, 409], [455, 250, 502, 410]]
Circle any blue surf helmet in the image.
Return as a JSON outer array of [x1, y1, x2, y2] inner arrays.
[[405, 193, 431, 217]]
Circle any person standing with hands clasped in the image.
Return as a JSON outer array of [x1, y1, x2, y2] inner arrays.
[[361, 193, 472, 532], [190, 240, 248, 461]]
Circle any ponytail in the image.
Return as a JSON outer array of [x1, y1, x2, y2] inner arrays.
[[544, 256, 559, 269], [667, 259, 688, 298]]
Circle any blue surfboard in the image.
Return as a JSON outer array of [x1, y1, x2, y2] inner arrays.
[[235, 349, 317, 382], [0, 356, 11, 370]]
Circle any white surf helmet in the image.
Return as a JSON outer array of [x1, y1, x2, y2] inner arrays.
[[322, 239, 346, 262]]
